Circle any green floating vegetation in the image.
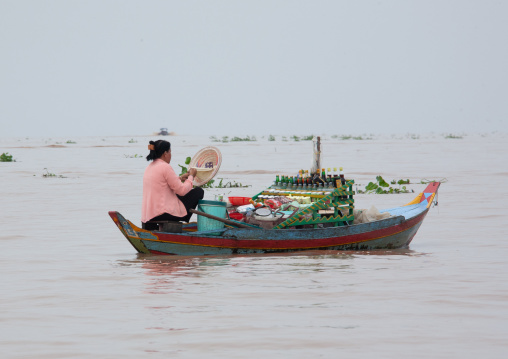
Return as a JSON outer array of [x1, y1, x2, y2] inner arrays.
[[332, 134, 372, 140], [231, 135, 257, 142], [128, 138, 138, 143], [274, 135, 314, 141], [210, 135, 257, 143], [42, 168, 66, 178], [206, 178, 250, 189], [444, 134, 463, 139], [178, 157, 192, 176], [66, 140, 76, 144], [420, 178, 448, 184], [211, 134, 313, 142], [391, 179, 410, 185], [357, 176, 413, 194], [0, 152, 15, 162], [357, 177, 448, 194], [124, 154, 144, 158], [300, 135, 314, 141]]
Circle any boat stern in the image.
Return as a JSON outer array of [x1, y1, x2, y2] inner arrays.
[[108, 211, 152, 254]]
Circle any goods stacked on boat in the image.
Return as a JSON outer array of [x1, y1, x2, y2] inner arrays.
[[226, 168, 355, 230]]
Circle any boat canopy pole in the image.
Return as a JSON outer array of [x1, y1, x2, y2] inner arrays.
[[310, 136, 321, 174]]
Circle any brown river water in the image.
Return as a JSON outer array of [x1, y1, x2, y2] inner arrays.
[[1, 133, 507, 358]]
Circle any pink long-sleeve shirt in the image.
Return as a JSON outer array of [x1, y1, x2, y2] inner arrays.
[[141, 159, 194, 223]]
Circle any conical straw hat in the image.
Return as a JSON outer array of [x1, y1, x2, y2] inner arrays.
[[189, 146, 222, 186]]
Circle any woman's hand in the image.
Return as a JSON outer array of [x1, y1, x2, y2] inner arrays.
[[180, 168, 197, 181]]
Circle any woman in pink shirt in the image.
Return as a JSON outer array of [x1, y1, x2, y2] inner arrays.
[[141, 140, 204, 230]]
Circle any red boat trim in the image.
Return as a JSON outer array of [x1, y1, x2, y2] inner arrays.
[[149, 250, 177, 255], [140, 210, 427, 250]]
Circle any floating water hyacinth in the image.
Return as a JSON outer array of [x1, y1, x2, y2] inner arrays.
[[42, 168, 66, 178], [0, 152, 15, 162], [357, 176, 413, 194]]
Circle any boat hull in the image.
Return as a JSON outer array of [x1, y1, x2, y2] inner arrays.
[[109, 182, 439, 256], [109, 209, 428, 255]]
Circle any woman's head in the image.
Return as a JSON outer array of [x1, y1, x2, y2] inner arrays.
[[146, 140, 171, 162]]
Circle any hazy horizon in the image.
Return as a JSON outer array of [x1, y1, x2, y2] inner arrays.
[[1, 1, 507, 138]]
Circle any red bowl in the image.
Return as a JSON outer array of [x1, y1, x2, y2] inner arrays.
[[228, 197, 251, 206], [229, 212, 244, 220]]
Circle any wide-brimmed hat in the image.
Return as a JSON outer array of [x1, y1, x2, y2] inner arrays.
[[189, 146, 222, 186]]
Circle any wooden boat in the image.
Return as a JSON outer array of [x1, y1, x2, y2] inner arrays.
[[108, 181, 440, 255]]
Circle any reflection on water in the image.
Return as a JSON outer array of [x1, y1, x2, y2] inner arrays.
[[115, 248, 426, 283], [120, 249, 430, 300], [136, 249, 423, 273]]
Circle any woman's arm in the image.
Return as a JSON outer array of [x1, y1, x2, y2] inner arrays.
[[164, 165, 195, 196]]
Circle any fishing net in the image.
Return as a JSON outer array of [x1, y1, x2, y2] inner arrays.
[[353, 206, 391, 224]]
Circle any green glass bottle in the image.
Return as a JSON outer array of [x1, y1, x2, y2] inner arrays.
[[339, 167, 346, 186]]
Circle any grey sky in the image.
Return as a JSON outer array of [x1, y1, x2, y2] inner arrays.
[[1, 0, 507, 138]]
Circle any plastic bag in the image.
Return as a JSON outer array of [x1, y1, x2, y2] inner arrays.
[[264, 199, 282, 209], [236, 204, 255, 214]]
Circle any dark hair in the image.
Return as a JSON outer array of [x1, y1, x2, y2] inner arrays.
[[146, 140, 171, 161]]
